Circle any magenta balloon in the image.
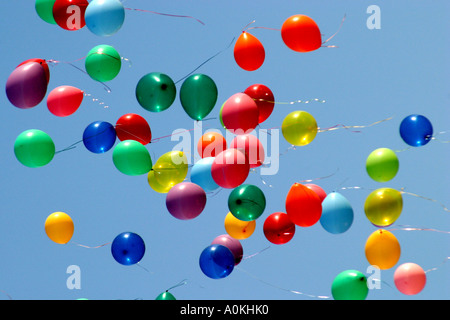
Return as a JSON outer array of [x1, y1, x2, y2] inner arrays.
[[211, 234, 243, 265], [165, 182, 207, 220], [6, 62, 48, 109]]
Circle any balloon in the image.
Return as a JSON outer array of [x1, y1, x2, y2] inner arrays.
[[331, 270, 369, 300], [281, 14, 322, 52], [14, 129, 55, 168], [394, 263, 426, 295], [263, 212, 295, 245], [17, 58, 50, 85], [211, 234, 243, 266], [180, 74, 218, 120], [211, 148, 250, 189], [82, 121, 117, 154], [85, 0, 125, 37], [166, 182, 207, 220], [85, 44, 121, 82], [230, 134, 265, 168], [224, 212, 256, 240], [53, 0, 89, 31], [199, 244, 234, 279], [197, 131, 227, 158], [47, 85, 84, 117], [244, 84, 275, 124], [155, 291, 176, 300], [319, 192, 354, 234], [111, 232, 145, 266], [190, 157, 220, 192], [365, 229, 401, 270], [221, 93, 259, 134], [364, 188, 403, 227], [282, 110, 318, 146], [35, 0, 57, 24], [233, 32, 265, 71], [44, 212, 74, 244], [399, 114, 433, 147], [304, 184, 327, 202], [366, 148, 399, 182], [285, 183, 322, 227], [112, 140, 152, 176], [228, 184, 266, 221], [115, 113, 152, 145], [6, 62, 48, 109], [147, 169, 171, 194], [153, 151, 188, 188], [136, 72, 176, 112]]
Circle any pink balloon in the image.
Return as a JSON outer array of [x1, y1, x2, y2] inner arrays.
[[230, 134, 265, 168], [211, 148, 250, 189], [211, 234, 243, 265], [221, 93, 259, 134], [47, 85, 84, 117], [394, 263, 426, 295], [165, 182, 207, 220], [305, 184, 327, 202]]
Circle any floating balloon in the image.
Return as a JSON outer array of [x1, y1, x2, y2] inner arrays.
[[211, 148, 250, 189], [190, 157, 220, 192], [166, 182, 207, 220], [244, 84, 275, 124], [211, 234, 243, 266], [399, 114, 433, 147], [366, 148, 399, 182], [199, 244, 235, 279], [112, 140, 152, 175], [136, 72, 176, 112], [115, 113, 152, 145], [319, 192, 354, 234], [180, 74, 218, 120], [197, 131, 227, 158], [47, 85, 84, 117], [263, 212, 295, 245], [304, 184, 327, 202], [153, 151, 188, 188], [331, 270, 369, 300], [85, 0, 125, 37], [53, 0, 89, 31], [35, 0, 57, 24], [282, 110, 318, 146], [111, 232, 145, 266], [147, 169, 171, 194], [85, 44, 121, 82], [233, 32, 265, 71], [365, 229, 401, 270], [82, 121, 117, 154], [14, 129, 55, 168], [44, 211, 74, 244], [285, 183, 322, 227], [155, 291, 176, 300], [394, 263, 426, 295], [228, 184, 266, 221], [281, 14, 322, 52], [230, 134, 265, 168], [364, 188, 403, 227], [17, 58, 50, 85], [224, 212, 256, 240], [221, 93, 259, 134]]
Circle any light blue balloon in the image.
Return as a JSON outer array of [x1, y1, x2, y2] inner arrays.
[[85, 0, 125, 37], [320, 192, 354, 234], [190, 157, 219, 192]]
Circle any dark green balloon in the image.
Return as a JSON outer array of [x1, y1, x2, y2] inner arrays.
[[136, 72, 176, 112], [155, 291, 176, 300], [228, 184, 266, 221], [180, 74, 218, 121], [331, 270, 369, 300]]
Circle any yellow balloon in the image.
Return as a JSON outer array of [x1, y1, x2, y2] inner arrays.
[[365, 229, 401, 270], [153, 151, 188, 188], [364, 188, 403, 227], [45, 212, 74, 244], [224, 211, 256, 239], [281, 110, 317, 146], [147, 169, 171, 193]]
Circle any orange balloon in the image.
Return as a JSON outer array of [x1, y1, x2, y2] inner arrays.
[[365, 229, 401, 270], [233, 32, 265, 71], [281, 14, 322, 52], [285, 183, 322, 227], [197, 131, 227, 158]]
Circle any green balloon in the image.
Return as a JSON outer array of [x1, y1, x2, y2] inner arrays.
[[180, 74, 218, 120], [228, 184, 266, 221], [35, 0, 57, 24], [366, 148, 399, 182], [136, 72, 176, 112], [331, 270, 369, 300], [155, 291, 176, 300], [85, 45, 121, 82], [112, 140, 152, 176], [14, 129, 55, 168]]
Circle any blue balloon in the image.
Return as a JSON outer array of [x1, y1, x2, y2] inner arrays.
[[399, 114, 433, 147], [190, 157, 219, 192], [199, 244, 234, 279], [320, 192, 354, 234], [85, 0, 125, 37], [83, 121, 117, 153], [111, 232, 146, 266]]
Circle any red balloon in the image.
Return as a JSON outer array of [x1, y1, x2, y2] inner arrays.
[[115, 113, 152, 145], [197, 131, 227, 158], [233, 31, 265, 71], [263, 212, 296, 245], [230, 134, 265, 168], [47, 85, 84, 117], [53, 0, 89, 31], [211, 148, 250, 189], [17, 59, 50, 85], [244, 84, 275, 124], [285, 183, 322, 227], [221, 93, 259, 135], [305, 184, 327, 202], [281, 14, 322, 52]]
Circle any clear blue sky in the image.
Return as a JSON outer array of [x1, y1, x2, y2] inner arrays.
[[0, 1, 448, 301]]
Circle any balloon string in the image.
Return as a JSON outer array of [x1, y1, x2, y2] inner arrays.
[[424, 257, 449, 273], [136, 262, 154, 274], [70, 241, 111, 249], [318, 116, 394, 133], [387, 224, 450, 234], [399, 188, 450, 213], [166, 279, 188, 292], [242, 246, 271, 260], [124, 7, 205, 25], [322, 14, 346, 45], [252, 98, 326, 105], [0, 290, 13, 300], [242, 20, 281, 32], [83, 92, 110, 109]]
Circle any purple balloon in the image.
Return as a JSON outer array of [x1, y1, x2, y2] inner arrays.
[[6, 62, 48, 109], [211, 234, 243, 265], [165, 182, 207, 220]]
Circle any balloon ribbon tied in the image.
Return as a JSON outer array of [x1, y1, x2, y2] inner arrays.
[[124, 7, 205, 25]]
